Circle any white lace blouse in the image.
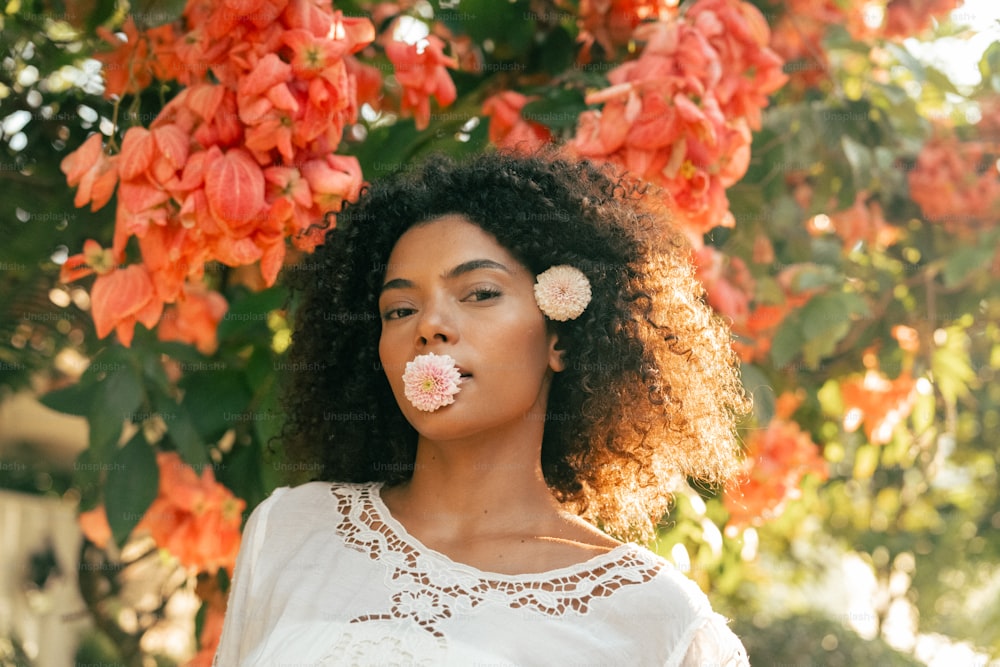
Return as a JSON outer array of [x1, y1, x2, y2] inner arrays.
[[212, 481, 749, 666]]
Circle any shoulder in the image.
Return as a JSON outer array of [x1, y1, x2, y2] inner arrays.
[[615, 544, 714, 612], [238, 481, 379, 567], [255, 482, 379, 511], [608, 546, 748, 664], [245, 480, 377, 534]]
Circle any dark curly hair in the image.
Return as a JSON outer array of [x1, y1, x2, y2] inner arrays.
[[280, 150, 750, 539]]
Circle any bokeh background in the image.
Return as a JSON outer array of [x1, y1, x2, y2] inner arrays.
[[1, 0, 998, 665]]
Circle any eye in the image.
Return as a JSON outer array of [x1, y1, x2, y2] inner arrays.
[[464, 286, 502, 302], [382, 306, 416, 321]]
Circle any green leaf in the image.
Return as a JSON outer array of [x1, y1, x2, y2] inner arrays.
[[801, 321, 850, 369], [886, 43, 928, 82], [39, 382, 92, 417], [853, 443, 880, 479], [129, 0, 188, 28], [931, 328, 975, 406], [216, 286, 288, 342], [841, 135, 873, 188], [741, 363, 776, 426], [152, 391, 208, 467], [534, 26, 577, 75], [180, 370, 252, 441], [194, 600, 208, 651], [521, 88, 587, 130], [980, 41, 1000, 91], [140, 347, 174, 397], [923, 65, 959, 97], [770, 314, 804, 370], [246, 348, 284, 448], [72, 449, 104, 510], [795, 293, 868, 368], [942, 245, 996, 287], [253, 396, 285, 453], [350, 121, 425, 178], [871, 82, 910, 107], [104, 432, 159, 548], [788, 264, 842, 292], [84, 0, 120, 32], [449, 0, 535, 58], [80, 346, 134, 385], [769, 196, 802, 234], [800, 294, 850, 342], [217, 439, 277, 512], [800, 292, 869, 342], [911, 392, 935, 433], [817, 379, 844, 417], [87, 366, 145, 460]]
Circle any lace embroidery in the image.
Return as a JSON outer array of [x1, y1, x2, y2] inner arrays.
[[330, 483, 663, 637], [319, 628, 442, 667]]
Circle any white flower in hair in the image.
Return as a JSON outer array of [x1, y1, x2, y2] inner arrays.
[[533, 265, 592, 321]]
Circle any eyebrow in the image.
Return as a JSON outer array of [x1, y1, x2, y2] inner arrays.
[[380, 258, 511, 294]]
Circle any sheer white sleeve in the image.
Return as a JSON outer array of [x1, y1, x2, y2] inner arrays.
[[679, 612, 751, 667], [211, 487, 287, 667]]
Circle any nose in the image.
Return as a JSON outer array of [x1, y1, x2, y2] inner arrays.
[[414, 294, 458, 347]]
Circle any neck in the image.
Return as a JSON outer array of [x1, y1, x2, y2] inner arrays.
[[384, 409, 563, 540]]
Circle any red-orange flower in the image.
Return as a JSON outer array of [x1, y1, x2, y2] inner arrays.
[[884, 0, 963, 38], [840, 370, 919, 445], [157, 283, 229, 355], [90, 264, 164, 347], [204, 148, 267, 235], [686, 0, 788, 130], [693, 246, 754, 324], [60, 239, 116, 283], [76, 451, 245, 576], [725, 401, 828, 529], [64, 4, 374, 347], [136, 452, 245, 574], [345, 55, 384, 109], [570, 0, 786, 236], [385, 35, 457, 130], [60, 134, 120, 211], [145, 23, 187, 82], [908, 135, 1000, 233], [299, 154, 363, 213], [79, 504, 113, 549], [482, 91, 553, 152], [95, 17, 152, 98], [728, 262, 826, 363], [578, 0, 678, 56], [768, 1, 841, 91], [810, 193, 901, 251]]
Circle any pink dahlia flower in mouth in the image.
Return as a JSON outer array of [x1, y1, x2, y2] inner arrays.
[[402, 352, 464, 412]]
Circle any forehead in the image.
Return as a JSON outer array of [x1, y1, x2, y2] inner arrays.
[[384, 214, 524, 275]]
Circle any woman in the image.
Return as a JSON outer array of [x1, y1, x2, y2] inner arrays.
[[213, 152, 752, 666]]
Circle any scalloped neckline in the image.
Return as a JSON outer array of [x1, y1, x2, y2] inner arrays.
[[363, 481, 640, 582]]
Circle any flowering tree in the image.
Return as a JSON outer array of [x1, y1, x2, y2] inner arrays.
[[1, 0, 999, 663]]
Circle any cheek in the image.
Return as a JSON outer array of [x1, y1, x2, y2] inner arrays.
[[377, 334, 400, 383], [491, 324, 552, 377]]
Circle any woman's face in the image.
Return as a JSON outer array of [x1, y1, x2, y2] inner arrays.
[[377, 215, 564, 442]]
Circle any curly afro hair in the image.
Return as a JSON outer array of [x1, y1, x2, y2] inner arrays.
[[280, 150, 750, 540]]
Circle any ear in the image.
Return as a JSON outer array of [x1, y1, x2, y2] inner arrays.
[[547, 331, 566, 373]]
